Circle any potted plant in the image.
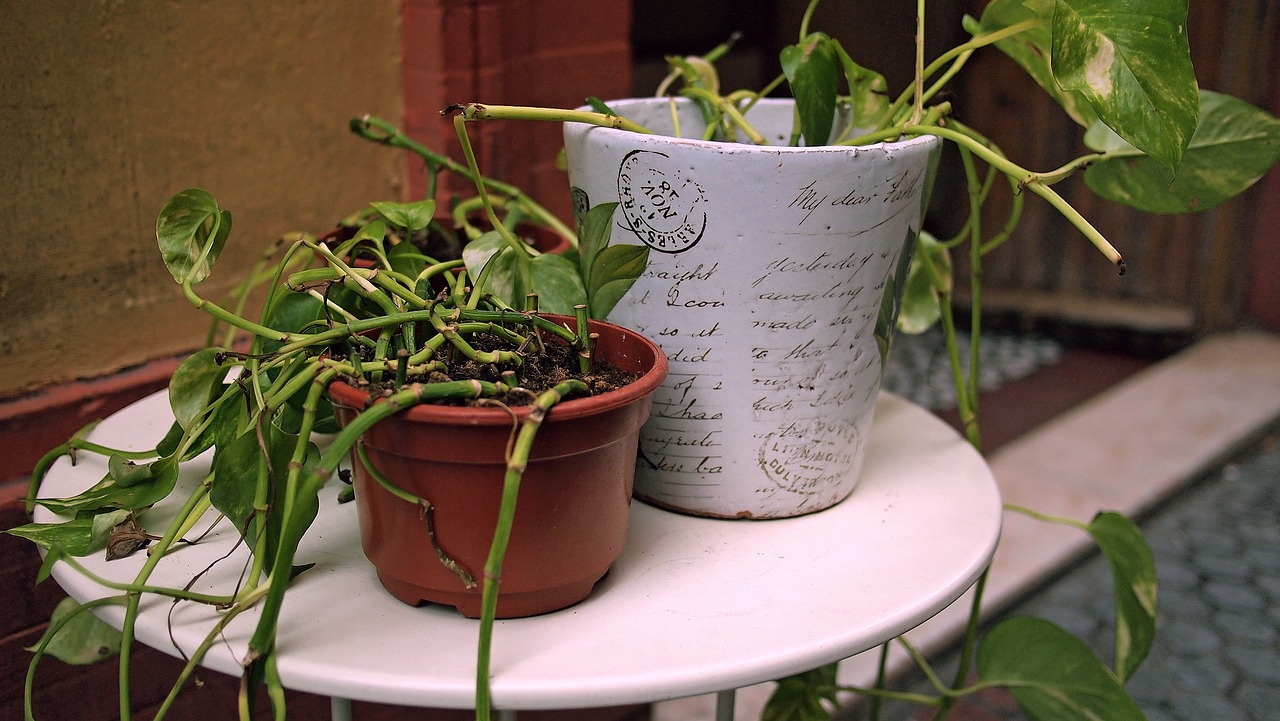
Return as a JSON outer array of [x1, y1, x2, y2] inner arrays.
[[446, 0, 1280, 525], [439, 0, 1280, 717], [11, 121, 662, 720]]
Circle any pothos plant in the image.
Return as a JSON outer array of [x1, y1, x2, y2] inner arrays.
[[11, 117, 650, 721], [442, 0, 1280, 719]]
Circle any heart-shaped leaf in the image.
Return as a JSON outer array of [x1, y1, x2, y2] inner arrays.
[[897, 230, 950, 335], [587, 244, 649, 321], [577, 202, 619, 289], [169, 348, 227, 432], [978, 616, 1145, 721], [781, 33, 840, 146], [156, 189, 232, 285], [1087, 511, 1157, 681], [1050, 0, 1198, 170], [1084, 90, 1280, 213], [762, 662, 838, 721], [5, 509, 130, 557], [829, 38, 890, 129], [527, 253, 587, 315], [370, 199, 436, 234], [28, 597, 124, 665]]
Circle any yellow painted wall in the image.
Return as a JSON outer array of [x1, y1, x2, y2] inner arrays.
[[0, 1, 404, 399]]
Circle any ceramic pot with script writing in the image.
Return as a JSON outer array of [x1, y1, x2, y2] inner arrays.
[[563, 97, 939, 519]]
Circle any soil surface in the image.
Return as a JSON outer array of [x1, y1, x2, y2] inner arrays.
[[342, 332, 637, 407]]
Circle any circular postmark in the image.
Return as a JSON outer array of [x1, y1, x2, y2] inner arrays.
[[757, 418, 861, 497], [617, 149, 706, 253]]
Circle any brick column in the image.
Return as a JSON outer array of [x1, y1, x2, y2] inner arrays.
[[401, 0, 633, 222]]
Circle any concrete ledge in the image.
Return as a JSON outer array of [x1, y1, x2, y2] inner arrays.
[[653, 331, 1280, 720]]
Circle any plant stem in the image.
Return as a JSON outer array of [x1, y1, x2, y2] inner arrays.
[[904, 124, 1126, 272], [474, 380, 590, 721], [445, 103, 656, 135], [351, 115, 578, 245], [1004, 503, 1091, 530]]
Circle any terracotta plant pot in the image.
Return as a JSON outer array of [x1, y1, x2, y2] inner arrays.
[[327, 316, 667, 618]]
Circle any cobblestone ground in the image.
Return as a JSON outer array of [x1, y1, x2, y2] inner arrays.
[[863, 431, 1280, 721]]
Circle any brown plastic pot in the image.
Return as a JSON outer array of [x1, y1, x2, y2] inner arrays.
[[327, 316, 667, 618]]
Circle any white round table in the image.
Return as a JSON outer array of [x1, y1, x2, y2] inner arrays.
[[35, 390, 1000, 717]]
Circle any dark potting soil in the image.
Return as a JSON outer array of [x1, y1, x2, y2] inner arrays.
[[342, 332, 638, 408]]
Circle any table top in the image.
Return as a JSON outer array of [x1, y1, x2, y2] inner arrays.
[[36, 390, 1000, 710]]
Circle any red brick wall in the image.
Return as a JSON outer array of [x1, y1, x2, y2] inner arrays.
[[400, 0, 633, 222]]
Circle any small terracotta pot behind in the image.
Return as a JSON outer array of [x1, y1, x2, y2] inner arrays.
[[328, 316, 666, 618]]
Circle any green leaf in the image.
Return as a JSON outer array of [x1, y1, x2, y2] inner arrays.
[[6, 509, 130, 557], [587, 244, 649, 321], [577, 202, 619, 289], [156, 188, 232, 285], [978, 616, 1146, 721], [462, 231, 506, 288], [210, 428, 262, 534], [1087, 512, 1157, 681], [829, 38, 890, 128], [169, 348, 227, 431], [36, 457, 180, 515], [28, 597, 123, 665], [107, 454, 155, 488], [1084, 90, 1280, 213], [465, 232, 533, 308], [370, 199, 436, 234], [211, 423, 320, 574], [387, 239, 431, 281], [762, 663, 838, 721], [781, 33, 840, 146], [666, 55, 721, 96], [1050, 0, 1198, 170], [897, 231, 950, 335], [527, 253, 587, 315], [968, 0, 1098, 128]]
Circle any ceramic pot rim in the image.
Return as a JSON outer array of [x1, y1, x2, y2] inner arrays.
[[570, 97, 942, 155], [326, 315, 668, 426]]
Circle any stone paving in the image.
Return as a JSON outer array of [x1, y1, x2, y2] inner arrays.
[[870, 430, 1280, 721], [863, 329, 1280, 721]]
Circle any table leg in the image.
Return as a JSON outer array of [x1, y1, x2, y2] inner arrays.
[[715, 689, 736, 721], [331, 697, 352, 721]]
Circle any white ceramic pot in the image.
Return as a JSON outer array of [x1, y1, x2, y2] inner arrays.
[[564, 97, 939, 518]]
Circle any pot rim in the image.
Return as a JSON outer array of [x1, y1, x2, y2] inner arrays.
[[570, 96, 941, 155], [326, 315, 667, 426]]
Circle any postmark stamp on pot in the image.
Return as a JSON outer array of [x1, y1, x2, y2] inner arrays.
[[756, 418, 861, 497], [617, 149, 706, 253]]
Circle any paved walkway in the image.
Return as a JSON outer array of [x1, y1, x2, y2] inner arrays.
[[873, 430, 1280, 721]]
